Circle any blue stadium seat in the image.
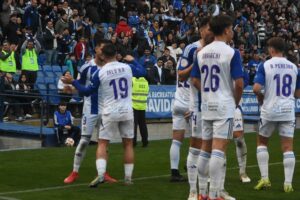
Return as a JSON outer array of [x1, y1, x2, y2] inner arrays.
[[45, 77, 55, 84], [36, 76, 45, 84], [37, 70, 44, 78], [43, 65, 52, 72], [49, 89, 61, 105], [52, 65, 62, 72], [62, 66, 68, 73], [45, 71, 55, 78], [55, 72, 62, 78], [38, 54, 47, 66], [36, 83, 47, 95], [48, 83, 57, 90]]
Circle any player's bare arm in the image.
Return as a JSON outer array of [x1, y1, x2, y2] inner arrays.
[[234, 78, 244, 107], [253, 83, 264, 105], [191, 77, 201, 91]]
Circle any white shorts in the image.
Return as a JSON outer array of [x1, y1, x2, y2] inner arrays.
[[259, 119, 295, 138], [99, 119, 134, 140], [81, 114, 101, 137], [233, 107, 244, 132], [191, 111, 202, 138], [202, 118, 234, 140], [172, 105, 190, 131]]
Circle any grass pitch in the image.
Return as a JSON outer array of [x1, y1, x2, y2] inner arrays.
[[0, 132, 299, 200]]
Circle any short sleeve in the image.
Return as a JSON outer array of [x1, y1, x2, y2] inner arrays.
[[178, 46, 197, 70], [253, 62, 265, 86], [190, 56, 201, 79], [230, 49, 244, 80]]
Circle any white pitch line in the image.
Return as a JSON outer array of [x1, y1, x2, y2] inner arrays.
[[0, 196, 20, 200], [0, 160, 298, 196]]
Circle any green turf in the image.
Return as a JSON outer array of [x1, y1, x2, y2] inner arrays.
[[0, 132, 299, 200]]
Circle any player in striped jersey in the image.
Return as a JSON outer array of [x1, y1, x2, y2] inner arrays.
[[169, 37, 201, 183], [63, 42, 146, 187], [253, 37, 300, 192], [63, 40, 116, 184]]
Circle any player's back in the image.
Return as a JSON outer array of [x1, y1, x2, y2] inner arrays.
[[197, 41, 240, 120], [99, 61, 133, 121], [175, 41, 200, 109], [79, 59, 101, 115], [260, 57, 298, 121]]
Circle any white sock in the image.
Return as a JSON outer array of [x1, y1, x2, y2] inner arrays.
[[198, 151, 210, 196], [220, 158, 227, 191], [73, 137, 90, 172], [209, 150, 225, 199], [283, 151, 295, 184], [234, 136, 247, 175], [256, 146, 269, 179], [170, 140, 182, 170], [187, 147, 201, 193], [124, 163, 134, 180], [96, 158, 106, 177]]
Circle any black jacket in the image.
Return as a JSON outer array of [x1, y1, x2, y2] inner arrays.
[[43, 28, 56, 50]]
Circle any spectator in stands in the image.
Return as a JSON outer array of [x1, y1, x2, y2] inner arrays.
[[62, 1, 73, 19], [54, 102, 80, 146], [44, 20, 59, 65], [4, 14, 22, 45], [65, 53, 77, 78], [16, 74, 34, 119], [149, 58, 168, 85], [116, 0, 128, 23], [159, 48, 177, 69], [116, 17, 132, 38], [20, 38, 41, 88], [164, 60, 176, 84], [55, 12, 69, 35], [3, 73, 24, 121], [104, 26, 115, 40], [139, 48, 157, 72], [0, 41, 19, 74], [257, 18, 266, 49], [0, 0, 14, 28], [248, 51, 261, 70], [23, 0, 40, 34], [74, 36, 87, 67], [167, 40, 182, 63], [94, 25, 105, 46], [57, 70, 74, 102], [57, 28, 73, 66]]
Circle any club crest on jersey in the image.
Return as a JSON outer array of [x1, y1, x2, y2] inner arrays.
[[180, 58, 188, 68]]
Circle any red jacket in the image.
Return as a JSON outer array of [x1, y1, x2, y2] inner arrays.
[[116, 21, 132, 37], [74, 42, 86, 60]]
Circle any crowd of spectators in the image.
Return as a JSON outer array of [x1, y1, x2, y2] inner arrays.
[[0, 0, 299, 121], [0, 0, 299, 83]]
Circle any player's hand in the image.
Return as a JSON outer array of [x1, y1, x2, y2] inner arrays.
[[61, 74, 74, 84], [123, 55, 135, 62], [184, 111, 192, 121], [64, 125, 71, 130]]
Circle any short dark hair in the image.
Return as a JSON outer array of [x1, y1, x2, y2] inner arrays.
[[267, 37, 286, 53], [59, 101, 67, 106], [209, 15, 233, 36], [95, 39, 111, 47], [198, 16, 211, 29], [102, 43, 117, 58]]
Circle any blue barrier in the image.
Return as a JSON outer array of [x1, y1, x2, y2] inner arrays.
[[145, 85, 299, 120]]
